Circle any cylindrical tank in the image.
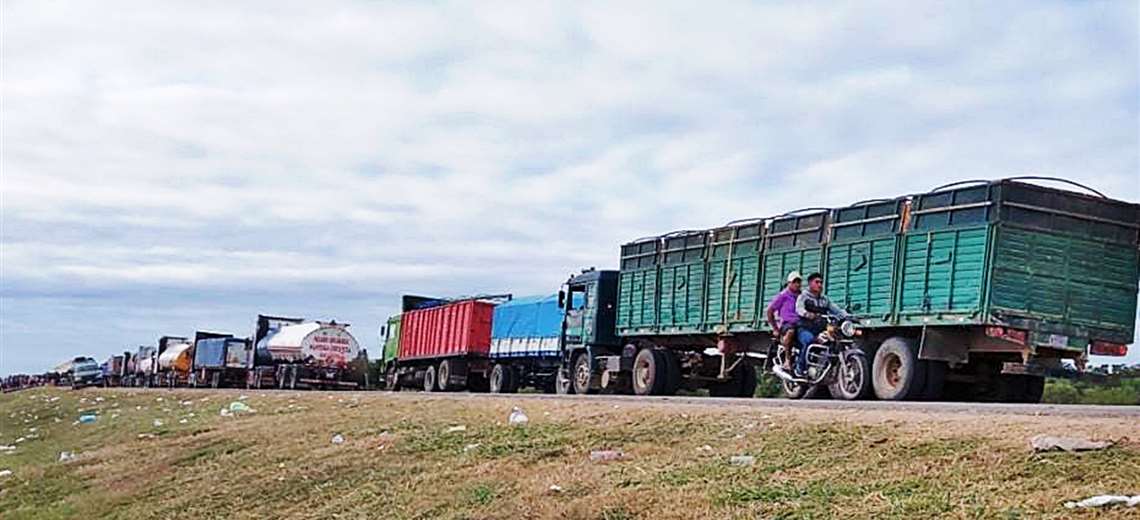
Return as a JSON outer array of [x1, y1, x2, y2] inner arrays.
[[157, 341, 193, 373], [256, 322, 360, 368]]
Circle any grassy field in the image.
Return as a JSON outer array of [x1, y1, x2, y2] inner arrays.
[[1, 388, 1137, 519]]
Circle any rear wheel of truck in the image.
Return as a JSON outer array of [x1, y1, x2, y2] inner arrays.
[[490, 364, 516, 394], [872, 337, 926, 400], [423, 365, 437, 393], [571, 353, 596, 395], [632, 348, 666, 396], [828, 351, 871, 400], [437, 360, 453, 391]]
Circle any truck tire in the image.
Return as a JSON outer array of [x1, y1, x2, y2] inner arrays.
[[423, 365, 437, 393], [571, 353, 595, 395], [872, 337, 926, 401], [555, 367, 575, 395], [490, 364, 508, 393], [632, 348, 666, 396], [828, 351, 871, 400], [437, 360, 453, 391]]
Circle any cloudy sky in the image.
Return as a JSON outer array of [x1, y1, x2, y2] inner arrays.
[[2, 1, 1138, 374]]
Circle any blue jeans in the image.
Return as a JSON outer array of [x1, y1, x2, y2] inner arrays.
[[796, 328, 816, 375]]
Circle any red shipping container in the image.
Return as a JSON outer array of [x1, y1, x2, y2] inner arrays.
[[398, 300, 495, 361]]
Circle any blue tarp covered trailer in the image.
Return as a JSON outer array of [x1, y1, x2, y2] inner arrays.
[[490, 294, 561, 359]]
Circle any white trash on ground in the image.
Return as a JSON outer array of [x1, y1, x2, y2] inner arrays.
[[228, 402, 254, 414], [463, 443, 481, 453], [153, 419, 164, 427], [1064, 495, 1140, 509], [445, 425, 467, 433], [548, 484, 564, 493], [331, 434, 345, 445], [0, 469, 11, 478], [1030, 435, 1113, 453], [78, 415, 97, 424], [588, 449, 624, 460], [508, 407, 529, 426], [58, 451, 76, 463], [730, 455, 756, 467]]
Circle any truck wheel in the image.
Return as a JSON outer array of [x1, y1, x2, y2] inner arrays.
[[555, 368, 575, 395], [490, 364, 508, 393], [872, 337, 926, 400], [437, 360, 452, 392], [423, 366, 436, 392], [632, 348, 665, 396], [829, 351, 871, 400], [571, 353, 595, 395], [386, 366, 401, 391]]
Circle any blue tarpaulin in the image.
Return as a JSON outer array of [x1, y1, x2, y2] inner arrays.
[[490, 294, 561, 358]]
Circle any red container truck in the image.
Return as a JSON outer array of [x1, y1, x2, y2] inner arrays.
[[390, 298, 500, 391]]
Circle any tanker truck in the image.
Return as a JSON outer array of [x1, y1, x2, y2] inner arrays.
[[247, 314, 364, 389]]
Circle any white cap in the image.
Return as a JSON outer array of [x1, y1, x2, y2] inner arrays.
[[786, 271, 802, 283]]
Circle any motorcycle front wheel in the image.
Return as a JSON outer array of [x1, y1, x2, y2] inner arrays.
[[828, 351, 871, 400]]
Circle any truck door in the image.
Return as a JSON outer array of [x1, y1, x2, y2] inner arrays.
[[562, 282, 590, 347]]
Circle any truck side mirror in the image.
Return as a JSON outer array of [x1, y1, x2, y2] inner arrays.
[[558, 290, 566, 309], [379, 326, 386, 337]]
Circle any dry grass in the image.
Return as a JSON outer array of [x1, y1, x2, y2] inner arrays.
[[1, 388, 1137, 519]]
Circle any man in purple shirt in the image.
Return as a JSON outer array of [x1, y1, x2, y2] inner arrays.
[[765, 271, 802, 371]]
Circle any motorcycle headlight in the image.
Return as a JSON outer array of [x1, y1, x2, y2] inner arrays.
[[840, 320, 857, 337]]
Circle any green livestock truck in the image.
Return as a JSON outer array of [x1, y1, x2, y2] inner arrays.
[[555, 178, 1138, 402]]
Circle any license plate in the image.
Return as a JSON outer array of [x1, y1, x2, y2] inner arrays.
[[1047, 334, 1068, 348]]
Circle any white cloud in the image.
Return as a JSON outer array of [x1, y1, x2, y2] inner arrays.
[[1, 1, 1137, 372]]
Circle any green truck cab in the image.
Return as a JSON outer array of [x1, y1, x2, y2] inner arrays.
[[557, 178, 1138, 402]]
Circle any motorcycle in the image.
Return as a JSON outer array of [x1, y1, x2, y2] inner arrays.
[[769, 314, 870, 400]]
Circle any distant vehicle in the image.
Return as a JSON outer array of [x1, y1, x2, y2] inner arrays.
[[248, 315, 363, 389], [69, 357, 103, 389], [191, 332, 250, 388]]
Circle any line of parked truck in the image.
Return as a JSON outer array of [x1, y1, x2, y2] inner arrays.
[[79, 315, 368, 391], [50, 178, 1140, 403]]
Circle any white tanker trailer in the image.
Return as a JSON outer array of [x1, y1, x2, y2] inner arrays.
[[247, 314, 364, 389]]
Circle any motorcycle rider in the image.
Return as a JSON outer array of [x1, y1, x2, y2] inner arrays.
[[765, 271, 802, 372], [794, 272, 848, 376]]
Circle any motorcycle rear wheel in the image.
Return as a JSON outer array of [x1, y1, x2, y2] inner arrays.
[[782, 379, 818, 399]]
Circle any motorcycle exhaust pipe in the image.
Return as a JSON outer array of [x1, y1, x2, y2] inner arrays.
[[771, 365, 810, 385]]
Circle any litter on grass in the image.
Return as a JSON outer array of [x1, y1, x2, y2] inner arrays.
[[1064, 495, 1140, 509], [508, 407, 529, 426], [1030, 435, 1113, 453]]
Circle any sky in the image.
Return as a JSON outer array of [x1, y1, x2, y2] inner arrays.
[[2, 1, 1138, 374]]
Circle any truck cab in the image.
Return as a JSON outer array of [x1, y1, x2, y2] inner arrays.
[[557, 269, 620, 393]]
